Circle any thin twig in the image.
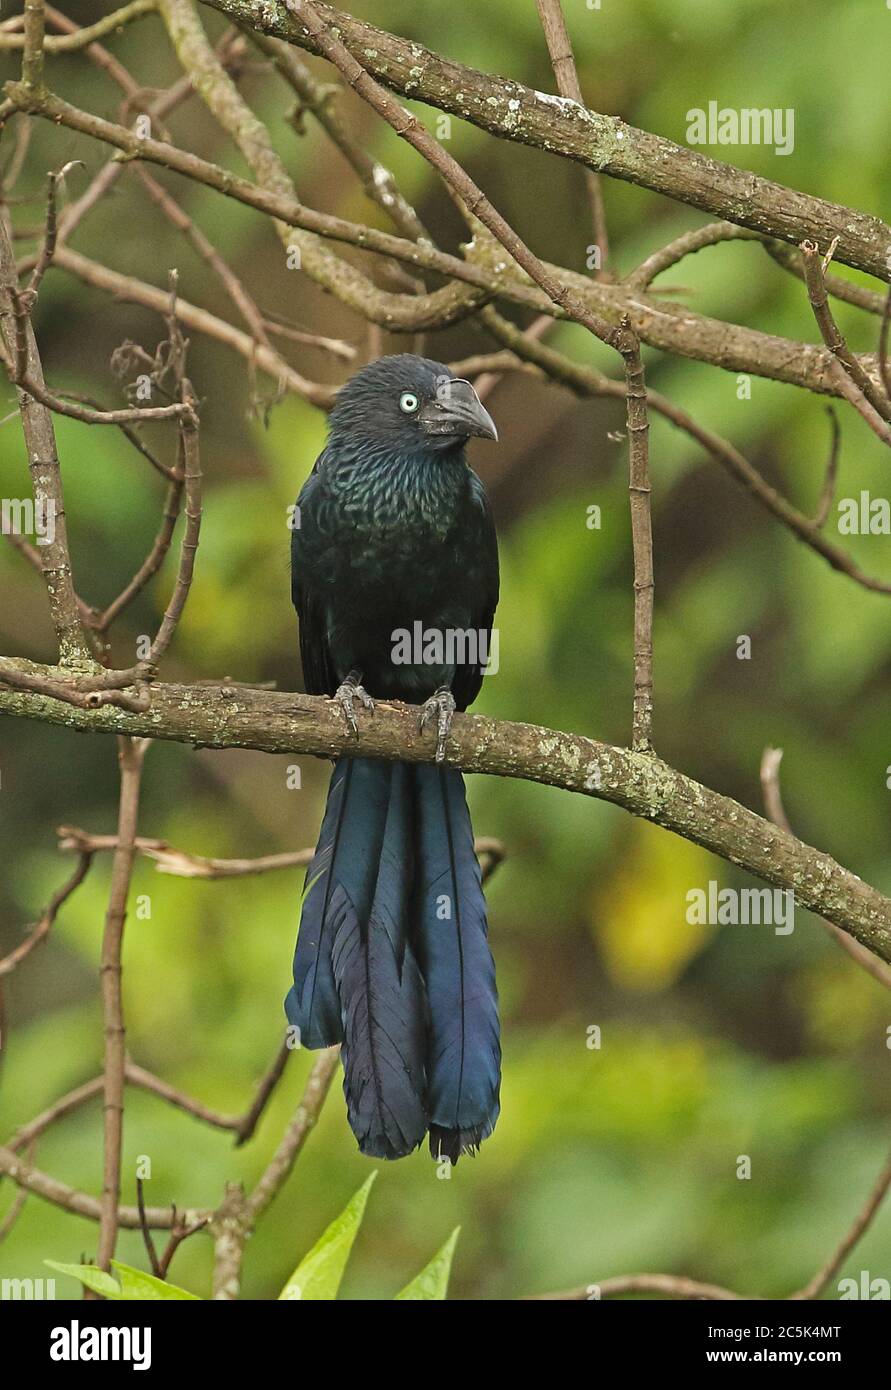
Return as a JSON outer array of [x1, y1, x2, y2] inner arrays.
[[247, 1047, 340, 1220], [759, 748, 891, 991], [56, 825, 507, 883], [136, 1177, 163, 1277], [0, 659, 151, 713], [0, 209, 91, 665], [790, 1143, 891, 1299], [27, 163, 80, 297], [879, 286, 891, 402], [25, 245, 335, 408], [250, 29, 431, 244], [763, 239, 888, 316], [620, 321, 654, 750], [534, 0, 609, 273], [6, 1076, 103, 1152], [479, 310, 891, 596], [627, 221, 759, 289], [526, 1273, 744, 1301], [97, 478, 184, 633], [147, 379, 201, 665], [1, 1, 156, 55], [95, 736, 149, 1272], [800, 239, 891, 429], [21, 0, 46, 89], [0, 852, 93, 977], [812, 407, 840, 528], [0, 1143, 211, 1229]]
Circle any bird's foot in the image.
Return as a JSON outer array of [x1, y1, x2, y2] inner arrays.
[[418, 686, 456, 763], [331, 674, 374, 738]]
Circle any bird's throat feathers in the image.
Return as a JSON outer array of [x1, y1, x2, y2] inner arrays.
[[325, 437, 470, 532]]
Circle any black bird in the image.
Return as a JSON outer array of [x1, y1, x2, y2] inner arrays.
[[286, 354, 501, 1163]]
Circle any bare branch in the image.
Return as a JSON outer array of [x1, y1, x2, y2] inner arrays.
[[95, 735, 149, 1271], [526, 1273, 744, 1301], [800, 240, 891, 429], [199, 0, 891, 282], [0, 1143, 211, 1229], [0, 851, 92, 978], [790, 1143, 891, 1300], [760, 747, 891, 992], [534, 0, 608, 273], [147, 382, 202, 666], [3, 671, 891, 964], [28, 245, 335, 407], [1, 2, 156, 56], [249, 29, 431, 244], [247, 1047, 340, 1220], [21, 0, 46, 90], [0, 209, 91, 665], [812, 407, 840, 529], [56, 824, 506, 883], [627, 221, 760, 289], [8, 82, 877, 399], [478, 309, 891, 597], [620, 323, 654, 749]]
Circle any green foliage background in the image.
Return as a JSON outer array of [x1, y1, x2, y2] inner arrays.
[[1, 0, 890, 1299]]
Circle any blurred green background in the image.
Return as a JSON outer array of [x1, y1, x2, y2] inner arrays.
[[1, 0, 890, 1300]]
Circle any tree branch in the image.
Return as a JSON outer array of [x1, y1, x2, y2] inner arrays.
[[199, 0, 891, 282], [8, 84, 884, 399], [95, 736, 149, 1271], [0, 207, 92, 666], [534, 0, 608, 273], [2, 669, 891, 963]]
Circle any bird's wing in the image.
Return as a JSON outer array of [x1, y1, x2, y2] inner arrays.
[[292, 455, 338, 696], [452, 469, 500, 711]]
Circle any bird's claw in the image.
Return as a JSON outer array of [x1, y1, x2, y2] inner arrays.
[[418, 687, 456, 763], [331, 677, 374, 737]]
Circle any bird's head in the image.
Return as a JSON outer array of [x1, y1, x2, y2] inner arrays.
[[328, 354, 498, 455]]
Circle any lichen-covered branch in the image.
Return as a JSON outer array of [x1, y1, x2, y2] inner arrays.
[[1, 666, 890, 963], [7, 82, 885, 399], [0, 208, 91, 666], [199, 0, 891, 282]]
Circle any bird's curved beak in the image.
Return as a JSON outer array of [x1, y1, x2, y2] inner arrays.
[[419, 378, 498, 442]]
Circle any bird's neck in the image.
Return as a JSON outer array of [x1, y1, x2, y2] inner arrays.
[[327, 439, 468, 529]]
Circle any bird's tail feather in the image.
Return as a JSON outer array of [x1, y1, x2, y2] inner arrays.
[[333, 761, 427, 1158], [286, 756, 388, 1048], [412, 764, 501, 1163], [286, 756, 500, 1163], [287, 757, 427, 1158]]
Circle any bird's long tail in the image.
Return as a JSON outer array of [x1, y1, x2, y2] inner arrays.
[[412, 764, 501, 1162], [286, 757, 500, 1162], [286, 757, 427, 1158]]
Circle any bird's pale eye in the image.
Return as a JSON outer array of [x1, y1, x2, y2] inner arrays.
[[399, 391, 420, 414]]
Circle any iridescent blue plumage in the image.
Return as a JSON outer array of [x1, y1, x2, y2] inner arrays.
[[413, 764, 500, 1161]]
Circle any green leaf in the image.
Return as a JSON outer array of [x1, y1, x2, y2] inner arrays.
[[45, 1259, 198, 1301], [111, 1261, 199, 1300], [278, 1172, 376, 1301], [46, 1260, 123, 1299], [394, 1227, 460, 1301]]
